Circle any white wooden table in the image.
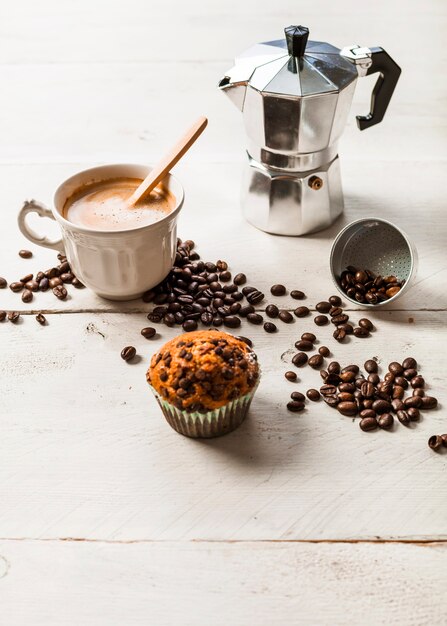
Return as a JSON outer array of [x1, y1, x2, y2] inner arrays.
[[1, 1, 446, 623]]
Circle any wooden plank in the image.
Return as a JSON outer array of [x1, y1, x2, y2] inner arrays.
[[0, 311, 445, 541], [0, 539, 445, 625], [1, 161, 446, 312]]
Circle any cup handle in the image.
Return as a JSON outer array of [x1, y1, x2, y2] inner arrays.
[[18, 200, 64, 252]]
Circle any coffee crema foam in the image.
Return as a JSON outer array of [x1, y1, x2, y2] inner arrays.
[[63, 177, 174, 231]]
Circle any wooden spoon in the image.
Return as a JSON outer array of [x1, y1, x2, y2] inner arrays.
[[126, 116, 208, 207]]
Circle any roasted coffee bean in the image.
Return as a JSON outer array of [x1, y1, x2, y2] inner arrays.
[[308, 354, 323, 369], [223, 316, 241, 329], [0, 311, 6, 322], [233, 273, 246, 286], [391, 398, 405, 412], [142, 290, 155, 303], [292, 352, 308, 367], [339, 383, 355, 393], [323, 395, 339, 407], [0, 277, 7, 288], [291, 391, 305, 402], [306, 389, 320, 401], [388, 361, 404, 375], [25, 280, 39, 292], [360, 381, 374, 398], [20, 273, 33, 284], [329, 295, 342, 306], [338, 392, 355, 403], [264, 322, 277, 333], [36, 313, 46, 325], [295, 339, 313, 352], [402, 357, 417, 370], [411, 375, 425, 388], [403, 368, 417, 380], [397, 410, 410, 426], [246, 290, 264, 305], [239, 304, 255, 317], [8, 311, 20, 323], [338, 401, 357, 417], [236, 336, 252, 347], [21, 289, 33, 303], [358, 318, 374, 332], [395, 376, 408, 389], [392, 386, 405, 400], [242, 286, 256, 296], [404, 396, 422, 409], [327, 361, 340, 375], [407, 407, 420, 421], [9, 281, 24, 292], [339, 371, 356, 383], [372, 399, 392, 414], [183, 319, 198, 332], [315, 301, 331, 313], [215, 260, 227, 271], [378, 413, 394, 429], [270, 284, 286, 296], [360, 409, 376, 419], [49, 277, 62, 288], [247, 312, 263, 325], [219, 271, 231, 282], [45, 267, 59, 279], [319, 346, 330, 357], [333, 328, 346, 342], [229, 302, 241, 314], [285, 371, 297, 382], [121, 346, 136, 361], [339, 323, 354, 335], [60, 272, 74, 284], [141, 327, 156, 339], [72, 277, 85, 288], [291, 290, 305, 300], [53, 284, 67, 300], [320, 384, 337, 396], [421, 396, 438, 410], [314, 315, 328, 326], [331, 314, 349, 326], [353, 327, 369, 338], [360, 417, 378, 431], [212, 316, 223, 327], [265, 304, 279, 318], [299, 332, 316, 343], [428, 435, 443, 451], [199, 311, 212, 325], [278, 310, 293, 324], [329, 306, 343, 317], [386, 286, 401, 298], [413, 388, 424, 397], [442, 435, 447, 448], [342, 364, 360, 374], [367, 373, 380, 385], [364, 359, 378, 373], [287, 400, 305, 412], [39, 278, 49, 291], [19, 249, 32, 258], [294, 306, 310, 318], [58, 261, 70, 274]]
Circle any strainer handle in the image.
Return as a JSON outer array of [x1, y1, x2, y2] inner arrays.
[[356, 48, 401, 131]]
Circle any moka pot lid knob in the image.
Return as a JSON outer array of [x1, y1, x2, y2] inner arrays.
[[284, 25, 309, 58]]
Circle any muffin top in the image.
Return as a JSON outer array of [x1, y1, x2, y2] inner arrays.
[[147, 330, 259, 412]]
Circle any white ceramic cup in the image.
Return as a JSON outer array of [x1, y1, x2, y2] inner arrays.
[[18, 163, 184, 300]]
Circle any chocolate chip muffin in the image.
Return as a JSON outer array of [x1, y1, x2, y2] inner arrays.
[[147, 330, 260, 438]]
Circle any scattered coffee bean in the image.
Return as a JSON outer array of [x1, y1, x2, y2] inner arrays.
[[407, 407, 420, 421], [10, 281, 24, 292], [428, 435, 443, 451], [364, 360, 378, 373], [360, 409, 376, 419], [233, 273, 246, 286], [404, 396, 422, 409], [316, 301, 331, 313], [421, 396, 437, 410], [314, 315, 328, 326], [301, 332, 316, 343], [19, 249, 32, 258], [21, 289, 33, 303], [397, 410, 410, 426], [247, 312, 263, 325], [291, 290, 305, 300], [121, 346, 136, 361], [353, 327, 369, 338], [219, 271, 231, 282], [265, 304, 279, 318], [141, 327, 156, 339], [339, 323, 354, 335], [338, 401, 357, 416], [359, 318, 374, 332], [239, 304, 255, 317], [333, 328, 346, 342], [308, 354, 323, 369], [294, 306, 310, 318], [295, 340, 313, 352], [246, 290, 264, 305], [7, 311, 20, 323], [183, 319, 198, 332], [329, 295, 342, 306], [411, 375, 425, 388], [49, 277, 62, 288], [0, 277, 7, 288], [0, 311, 6, 321], [319, 346, 330, 357], [331, 314, 349, 326], [36, 313, 46, 325], [402, 357, 417, 370], [306, 389, 320, 401], [292, 352, 308, 367], [285, 371, 297, 382], [378, 413, 394, 429], [360, 417, 378, 431], [287, 400, 305, 412], [271, 284, 286, 296], [329, 307, 343, 317], [278, 310, 293, 324], [223, 316, 241, 329], [53, 285, 67, 300], [264, 322, 277, 333]]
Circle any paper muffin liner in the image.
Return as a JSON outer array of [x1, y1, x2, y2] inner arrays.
[[149, 378, 260, 439]]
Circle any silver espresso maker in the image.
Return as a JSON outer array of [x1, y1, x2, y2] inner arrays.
[[219, 25, 401, 235]]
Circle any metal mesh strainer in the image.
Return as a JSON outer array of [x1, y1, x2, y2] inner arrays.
[[330, 218, 417, 307]]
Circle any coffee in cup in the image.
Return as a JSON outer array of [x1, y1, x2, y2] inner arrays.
[[63, 177, 175, 231]]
